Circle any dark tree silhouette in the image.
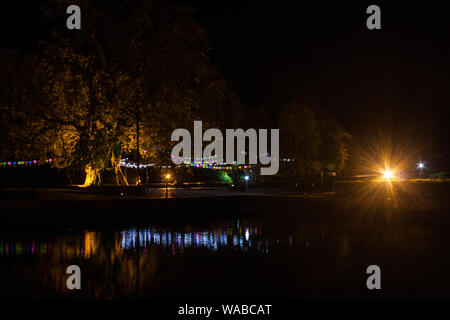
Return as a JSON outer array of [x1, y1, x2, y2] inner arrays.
[[277, 101, 351, 182]]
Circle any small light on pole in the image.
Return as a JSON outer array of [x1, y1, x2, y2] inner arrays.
[[417, 162, 425, 175], [244, 175, 249, 192], [165, 173, 171, 198]]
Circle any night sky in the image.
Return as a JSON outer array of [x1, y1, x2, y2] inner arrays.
[[1, 1, 450, 169]]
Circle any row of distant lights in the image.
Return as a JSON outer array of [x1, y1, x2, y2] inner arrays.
[[119, 158, 255, 170], [119, 159, 154, 169], [1, 156, 296, 168], [1, 159, 53, 166], [120, 156, 296, 170], [188, 163, 252, 170], [171, 155, 295, 163]]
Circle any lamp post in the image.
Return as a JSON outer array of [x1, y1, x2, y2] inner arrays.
[[244, 175, 249, 192], [136, 103, 141, 195], [165, 173, 171, 198], [417, 162, 425, 176]]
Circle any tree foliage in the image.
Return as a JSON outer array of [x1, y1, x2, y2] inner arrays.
[[278, 101, 351, 181], [0, 0, 244, 185]]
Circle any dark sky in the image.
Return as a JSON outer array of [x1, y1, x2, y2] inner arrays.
[[187, 0, 450, 169], [187, 1, 449, 113], [1, 1, 449, 169]]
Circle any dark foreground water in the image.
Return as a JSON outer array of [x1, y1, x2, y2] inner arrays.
[[1, 183, 450, 299], [1, 218, 296, 299]]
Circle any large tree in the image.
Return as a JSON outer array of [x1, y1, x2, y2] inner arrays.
[[0, 0, 244, 185]]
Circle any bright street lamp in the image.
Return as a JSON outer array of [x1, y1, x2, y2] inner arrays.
[[165, 173, 171, 198], [382, 169, 393, 180]]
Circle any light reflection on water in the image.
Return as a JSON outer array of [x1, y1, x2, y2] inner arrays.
[[0, 220, 304, 299], [120, 225, 273, 254], [0, 240, 50, 256], [0, 221, 292, 259]]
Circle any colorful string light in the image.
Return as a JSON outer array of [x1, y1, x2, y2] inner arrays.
[[0, 158, 53, 167], [120, 159, 254, 171]]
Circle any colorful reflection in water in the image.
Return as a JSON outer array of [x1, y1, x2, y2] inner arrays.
[[2, 211, 445, 299], [0, 240, 50, 256], [0, 232, 100, 259], [120, 225, 274, 255], [0, 220, 296, 298], [0, 222, 294, 260]]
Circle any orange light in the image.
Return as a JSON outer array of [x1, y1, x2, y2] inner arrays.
[[382, 170, 393, 180]]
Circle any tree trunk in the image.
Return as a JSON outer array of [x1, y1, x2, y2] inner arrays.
[[114, 162, 129, 185], [82, 164, 100, 186]]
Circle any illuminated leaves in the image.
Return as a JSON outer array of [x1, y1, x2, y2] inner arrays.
[[0, 1, 244, 186]]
